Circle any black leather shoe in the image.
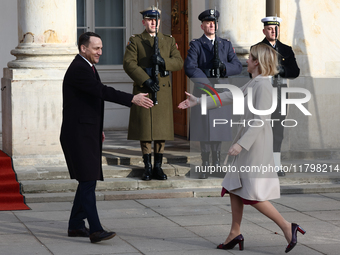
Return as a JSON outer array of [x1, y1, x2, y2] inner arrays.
[[90, 230, 116, 243], [278, 170, 286, 176], [198, 173, 208, 179], [68, 227, 90, 237]]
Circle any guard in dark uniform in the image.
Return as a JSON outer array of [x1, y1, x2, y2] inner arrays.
[[184, 9, 242, 179], [251, 16, 300, 176], [123, 6, 183, 181]]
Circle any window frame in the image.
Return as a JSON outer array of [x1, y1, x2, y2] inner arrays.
[[77, 0, 132, 68]]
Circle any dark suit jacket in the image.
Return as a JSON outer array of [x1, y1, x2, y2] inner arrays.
[[60, 54, 133, 181]]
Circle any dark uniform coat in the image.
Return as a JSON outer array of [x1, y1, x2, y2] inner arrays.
[[60, 54, 133, 181], [123, 30, 183, 141], [184, 35, 243, 141], [253, 38, 300, 79]]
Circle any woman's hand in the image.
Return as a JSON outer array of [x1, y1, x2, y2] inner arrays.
[[228, 143, 242, 156], [178, 92, 198, 109]]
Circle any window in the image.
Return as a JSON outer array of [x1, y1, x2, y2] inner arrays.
[[77, 0, 129, 65]]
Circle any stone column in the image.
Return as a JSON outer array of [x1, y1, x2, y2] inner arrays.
[[1, 0, 78, 167], [206, 0, 266, 76], [209, 0, 266, 47]]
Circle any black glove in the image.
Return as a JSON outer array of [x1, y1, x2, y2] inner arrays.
[[143, 78, 159, 93], [278, 65, 285, 77], [212, 58, 221, 69], [151, 54, 165, 69], [213, 59, 227, 77], [219, 62, 226, 77]]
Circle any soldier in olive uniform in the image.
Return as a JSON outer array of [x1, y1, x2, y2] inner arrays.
[[123, 6, 183, 181], [251, 17, 300, 176]]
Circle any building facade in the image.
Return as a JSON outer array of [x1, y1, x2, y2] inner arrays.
[[1, 0, 340, 166]]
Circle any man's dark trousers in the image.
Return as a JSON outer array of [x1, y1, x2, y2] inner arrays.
[[68, 180, 103, 234]]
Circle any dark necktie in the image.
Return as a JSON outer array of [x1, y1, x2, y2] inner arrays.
[[211, 40, 214, 45], [92, 65, 95, 73]]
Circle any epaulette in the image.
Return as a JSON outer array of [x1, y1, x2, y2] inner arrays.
[[127, 35, 138, 46], [131, 34, 143, 38], [164, 34, 173, 38], [221, 38, 230, 42]]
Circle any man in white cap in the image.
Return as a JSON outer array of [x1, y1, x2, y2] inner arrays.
[[251, 16, 300, 176]]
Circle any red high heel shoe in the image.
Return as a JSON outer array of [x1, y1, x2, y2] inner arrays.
[[217, 234, 244, 250], [285, 223, 306, 253]]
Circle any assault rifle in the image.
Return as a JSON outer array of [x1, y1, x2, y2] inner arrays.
[[210, 8, 223, 79], [275, 23, 283, 83], [152, 5, 159, 105], [212, 9, 220, 78]]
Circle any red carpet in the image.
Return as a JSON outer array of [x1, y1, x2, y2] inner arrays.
[[0, 150, 30, 211]]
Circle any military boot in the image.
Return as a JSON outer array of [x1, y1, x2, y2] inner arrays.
[[274, 152, 285, 176], [212, 150, 221, 168], [141, 154, 152, 181], [199, 152, 210, 179], [153, 153, 167, 180]]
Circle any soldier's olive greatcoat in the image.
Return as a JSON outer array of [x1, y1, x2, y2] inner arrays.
[[123, 30, 183, 141]]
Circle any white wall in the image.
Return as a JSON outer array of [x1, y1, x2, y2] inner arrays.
[[280, 0, 340, 150], [0, 0, 18, 133]]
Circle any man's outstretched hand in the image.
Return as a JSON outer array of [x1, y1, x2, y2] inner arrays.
[[132, 93, 154, 108]]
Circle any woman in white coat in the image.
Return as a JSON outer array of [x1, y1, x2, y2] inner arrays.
[[178, 43, 305, 253]]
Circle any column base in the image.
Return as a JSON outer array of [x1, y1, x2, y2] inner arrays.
[[1, 68, 67, 167]]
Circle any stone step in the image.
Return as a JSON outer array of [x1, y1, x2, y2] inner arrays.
[[101, 150, 340, 167], [103, 149, 340, 165], [11, 148, 340, 167], [101, 153, 194, 166], [15, 163, 191, 181], [23, 183, 340, 203], [20, 172, 340, 195], [20, 176, 222, 194], [15, 155, 340, 204], [282, 150, 340, 160], [15, 158, 340, 182]]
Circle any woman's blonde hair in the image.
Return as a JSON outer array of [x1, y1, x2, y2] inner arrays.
[[250, 43, 278, 76]]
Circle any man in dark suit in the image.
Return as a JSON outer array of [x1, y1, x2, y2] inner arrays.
[[60, 32, 153, 243], [184, 9, 242, 179], [251, 17, 300, 176]]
